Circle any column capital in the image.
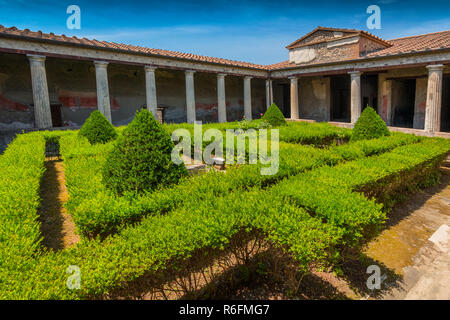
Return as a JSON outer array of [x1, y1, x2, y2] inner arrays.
[[185, 69, 196, 75], [94, 60, 109, 68], [348, 70, 362, 77], [217, 73, 227, 78], [27, 54, 46, 62], [289, 76, 297, 81], [144, 65, 157, 72], [244, 76, 253, 81], [426, 64, 444, 72]]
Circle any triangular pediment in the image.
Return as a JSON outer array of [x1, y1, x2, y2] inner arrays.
[[286, 27, 359, 49]]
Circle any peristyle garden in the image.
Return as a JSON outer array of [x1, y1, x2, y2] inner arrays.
[[1, 105, 449, 299]]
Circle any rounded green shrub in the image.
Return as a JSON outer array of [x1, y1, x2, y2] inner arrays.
[[351, 106, 390, 142], [102, 109, 188, 195], [79, 110, 117, 144], [261, 103, 286, 126]]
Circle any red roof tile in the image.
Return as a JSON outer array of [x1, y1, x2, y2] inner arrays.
[[367, 30, 450, 57], [0, 24, 268, 70], [0, 25, 448, 72]]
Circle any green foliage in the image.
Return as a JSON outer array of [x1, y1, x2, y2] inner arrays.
[[62, 130, 420, 238], [102, 109, 188, 195], [351, 106, 390, 142], [78, 110, 117, 144], [279, 122, 352, 146], [0, 133, 46, 284], [262, 103, 286, 126], [2, 125, 449, 300]]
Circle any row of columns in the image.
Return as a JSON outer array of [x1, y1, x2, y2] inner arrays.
[[26, 54, 272, 128], [288, 65, 445, 133], [26, 54, 444, 132], [289, 72, 362, 124]]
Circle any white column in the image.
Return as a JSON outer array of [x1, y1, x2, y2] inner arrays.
[[145, 66, 158, 119], [217, 73, 227, 123], [265, 79, 273, 109], [94, 61, 112, 122], [27, 54, 52, 128], [290, 77, 299, 120], [185, 70, 196, 123], [244, 76, 252, 120], [424, 64, 444, 133], [349, 71, 362, 124]]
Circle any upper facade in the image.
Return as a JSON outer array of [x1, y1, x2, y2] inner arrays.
[[286, 27, 392, 65]]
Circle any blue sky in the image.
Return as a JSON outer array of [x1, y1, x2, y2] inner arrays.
[[0, 0, 449, 64]]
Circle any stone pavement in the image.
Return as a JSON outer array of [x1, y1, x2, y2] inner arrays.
[[367, 163, 450, 300]]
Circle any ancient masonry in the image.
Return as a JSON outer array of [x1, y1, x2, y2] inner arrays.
[[0, 26, 449, 146]]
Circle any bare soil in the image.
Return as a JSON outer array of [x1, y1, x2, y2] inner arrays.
[[38, 157, 79, 251]]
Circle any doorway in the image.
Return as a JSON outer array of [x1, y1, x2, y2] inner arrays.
[[50, 104, 63, 127], [330, 75, 350, 122], [361, 74, 378, 112], [276, 83, 291, 118], [392, 79, 415, 128]]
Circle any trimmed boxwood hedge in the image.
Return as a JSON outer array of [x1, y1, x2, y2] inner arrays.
[[2, 134, 448, 299], [78, 110, 117, 145], [62, 131, 420, 238], [102, 109, 188, 195], [351, 106, 390, 142], [262, 103, 286, 126], [2, 121, 449, 300], [278, 122, 352, 146]]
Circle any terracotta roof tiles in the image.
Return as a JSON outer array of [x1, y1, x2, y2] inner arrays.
[[0, 25, 448, 71], [367, 30, 450, 57]]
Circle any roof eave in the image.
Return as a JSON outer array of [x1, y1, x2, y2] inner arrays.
[[0, 32, 270, 72], [270, 47, 450, 72]]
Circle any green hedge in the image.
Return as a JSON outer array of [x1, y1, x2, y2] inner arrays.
[[261, 103, 286, 126], [279, 122, 352, 146], [273, 138, 450, 245], [0, 133, 46, 281], [78, 110, 117, 144], [2, 134, 447, 299], [351, 106, 390, 142], [62, 131, 420, 238], [103, 110, 188, 195]]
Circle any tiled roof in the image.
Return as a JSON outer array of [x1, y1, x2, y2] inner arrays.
[[266, 60, 296, 70], [286, 26, 392, 49], [271, 30, 450, 71], [367, 30, 450, 57], [0, 25, 448, 72], [0, 25, 268, 70]]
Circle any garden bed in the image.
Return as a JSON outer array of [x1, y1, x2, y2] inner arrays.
[[0, 122, 449, 300]]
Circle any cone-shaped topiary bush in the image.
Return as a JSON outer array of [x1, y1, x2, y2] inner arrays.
[[102, 109, 188, 195], [261, 103, 287, 126], [79, 110, 117, 144], [351, 106, 390, 142]]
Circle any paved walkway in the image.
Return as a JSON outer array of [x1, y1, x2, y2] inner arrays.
[[363, 163, 450, 300]]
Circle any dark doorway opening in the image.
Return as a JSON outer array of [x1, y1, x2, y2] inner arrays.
[[361, 74, 378, 113], [330, 75, 350, 122], [50, 104, 63, 127], [277, 83, 291, 118], [441, 76, 450, 132], [392, 79, 415, 128]]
